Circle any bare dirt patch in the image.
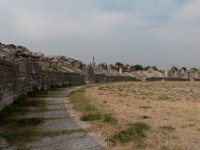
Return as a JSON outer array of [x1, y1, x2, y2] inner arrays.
[[85, 82, 200, 150]]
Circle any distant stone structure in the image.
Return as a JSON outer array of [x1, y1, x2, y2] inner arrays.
[[168, 67, 179, 78], [189, 68, 199, 79], [167, 67, 200, 79], [180, 67, 189, 78]]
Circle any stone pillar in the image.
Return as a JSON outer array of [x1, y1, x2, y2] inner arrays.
[[83, 65, 94, 83]]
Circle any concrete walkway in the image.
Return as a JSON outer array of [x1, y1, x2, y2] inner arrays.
[[27, 88, 104, 150]]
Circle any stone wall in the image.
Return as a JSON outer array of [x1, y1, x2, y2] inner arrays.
[[0, 58, 84, 111], [94, 74, 139, 83], [0, 56, 139, 111], [0, 59, 19, 110], [83, 65, 139, 83]]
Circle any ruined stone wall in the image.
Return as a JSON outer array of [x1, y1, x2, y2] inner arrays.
[[0, 59, 19, 110], [105, 75, 139, 82], [94, 74, 139, 83], [168, 67, 200, 79], [0, 58, 84, 110], [94, 74, 107, 83]]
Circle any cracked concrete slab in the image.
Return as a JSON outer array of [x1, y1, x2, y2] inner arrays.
[[41, 118, 90, 132], [47, 104, 67, 110], [47, 101, 70, 105], [24, 110, 71, 119], [29, 97, 70, 104], [28, 132, 104, 150]]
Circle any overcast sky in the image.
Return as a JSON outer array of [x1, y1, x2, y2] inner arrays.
[[0, 0, 200, 69]]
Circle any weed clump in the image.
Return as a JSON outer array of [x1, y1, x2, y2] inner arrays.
[[110, 122, 150, 143], [103, 114, 117, 123], [81, 113, 102, 121], [70, 88, 103, 122], [16, 118, 43, 126], [0, 90, 48, 149], [70, 88, 119, 124]]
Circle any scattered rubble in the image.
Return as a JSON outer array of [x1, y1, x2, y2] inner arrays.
[[0, 43, 85, 73]]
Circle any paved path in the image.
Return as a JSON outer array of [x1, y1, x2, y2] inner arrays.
[[27, 88, 104, 150]]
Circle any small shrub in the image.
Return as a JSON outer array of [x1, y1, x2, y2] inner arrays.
[[81, 113, 102, 121], [103, 114, 117, 123], [84, 104, 97, 112], [110, 122, 150, 143]]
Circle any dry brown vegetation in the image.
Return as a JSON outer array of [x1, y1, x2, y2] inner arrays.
[[82, 82, 200, 150]]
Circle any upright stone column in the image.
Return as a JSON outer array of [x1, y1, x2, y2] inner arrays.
[[83, 65, 94, 83]]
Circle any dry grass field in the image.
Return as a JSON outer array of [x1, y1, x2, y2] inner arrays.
[[70, 82, 200, 150]]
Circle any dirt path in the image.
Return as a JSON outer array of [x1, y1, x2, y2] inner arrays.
[[26, 88, 104, 150]]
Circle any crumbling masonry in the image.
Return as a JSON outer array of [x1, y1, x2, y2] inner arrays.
[[1, 43, 200, 110]]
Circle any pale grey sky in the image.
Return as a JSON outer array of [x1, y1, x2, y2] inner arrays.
[[0, 0, 200, 69]]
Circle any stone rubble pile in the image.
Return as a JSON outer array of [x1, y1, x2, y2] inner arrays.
[[0, 43, 85, 73]]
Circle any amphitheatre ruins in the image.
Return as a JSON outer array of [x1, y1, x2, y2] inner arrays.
[[1, 43, 200, 150]]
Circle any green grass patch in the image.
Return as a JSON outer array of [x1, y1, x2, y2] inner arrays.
[[0, 88, 51, 149], [81, 113, 102, 121], [103, 114, 117, 124], [69, 88, 118, 123], [16, 118, 43, 126], [0, 127, 38, 143], [0, 97, 46, 124], [16, 98, 45, 108], [110, 122, 150, 143], [69, 88, 99, 113]]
